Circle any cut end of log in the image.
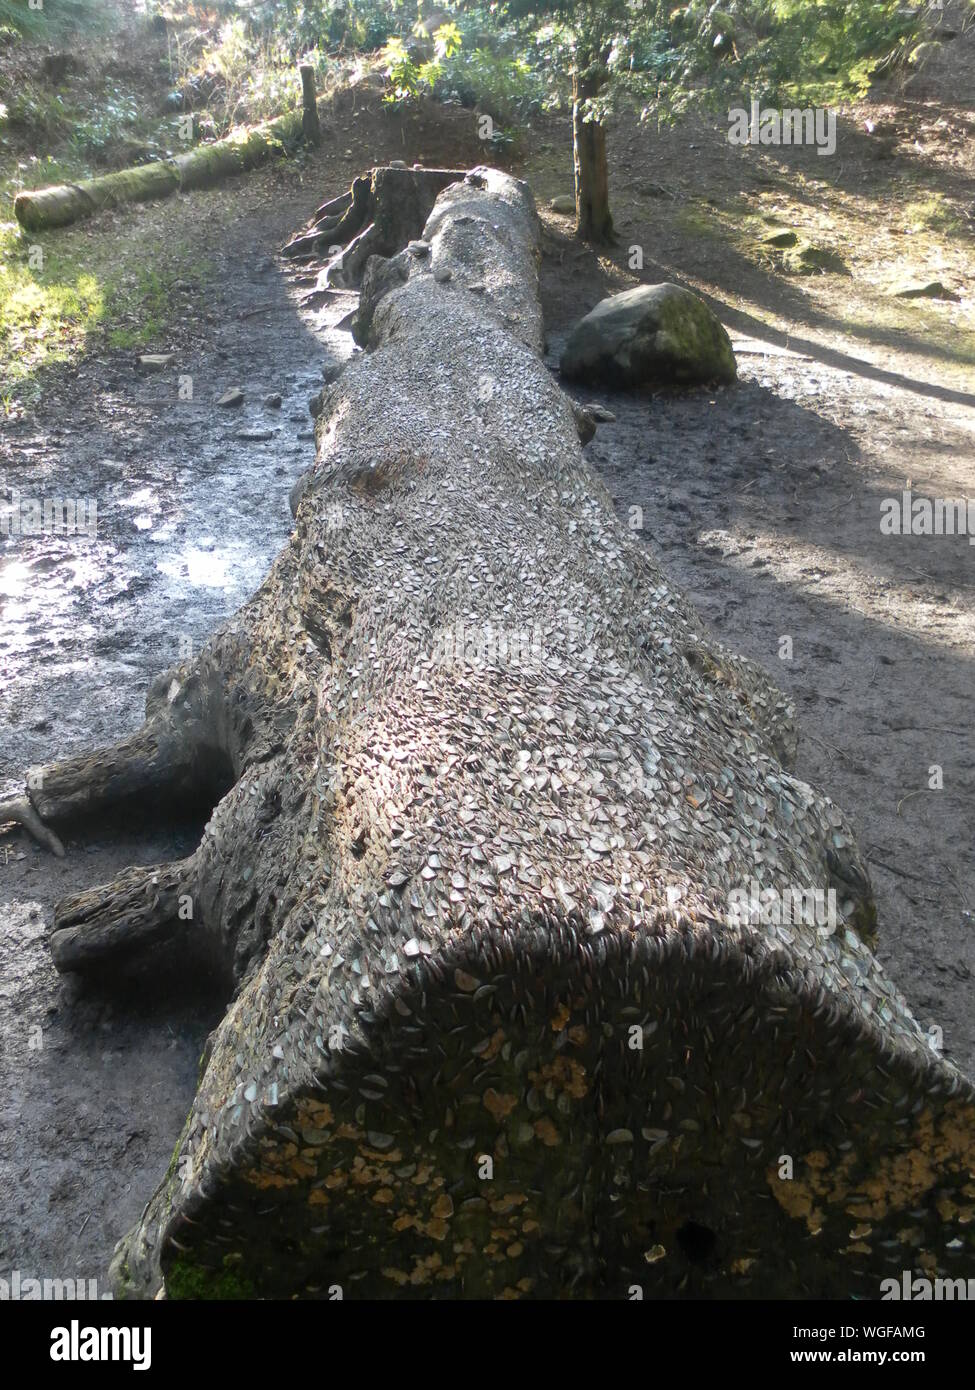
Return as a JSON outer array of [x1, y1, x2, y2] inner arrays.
[[114, 920, 974, 1300]]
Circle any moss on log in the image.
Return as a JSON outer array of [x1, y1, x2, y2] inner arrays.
[[14, 168, 975, 1300], [13, 110, 304, 232]]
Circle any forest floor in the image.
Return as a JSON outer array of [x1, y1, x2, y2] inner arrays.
[[0, 19, 973, 1293]]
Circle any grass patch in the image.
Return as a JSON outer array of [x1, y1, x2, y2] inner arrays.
[[0, 223, 104, 400], [674, 201, 726, 240], [106, 266, 180, 350], [166, 1255, 256, 1301], [899, 192, 969, 239], [783, 241, 851, 275], [0, 216, 209, 414], [839, 300, 975, 370]]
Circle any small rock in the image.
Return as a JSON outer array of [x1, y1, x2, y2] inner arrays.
[[892, 280, 959, 302], [583, 403, 616, 423], [235, 429, 276, 441], [138, 353, 173, 371], [308, 393, 323, 418], [550, 194, 576, 215], [762, 229, 798, 248], [263, 392, 283, 408], [217, 388, 244, 408], [389, 159, 407, 169]]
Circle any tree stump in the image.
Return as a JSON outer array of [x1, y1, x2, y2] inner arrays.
[[10, 168, 974, 1301]]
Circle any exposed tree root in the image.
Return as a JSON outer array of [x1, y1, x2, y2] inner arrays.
[[0, 793, 65, 857], [50, 858, 196, 973]]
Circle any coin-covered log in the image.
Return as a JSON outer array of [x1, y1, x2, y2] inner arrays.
[[19, 168, 975, 1299]]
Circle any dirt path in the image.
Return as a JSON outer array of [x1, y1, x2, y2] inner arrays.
[[536, 87, 974, 1089], [1, 88, 973, 1293], [0, 163, 347, 1292]]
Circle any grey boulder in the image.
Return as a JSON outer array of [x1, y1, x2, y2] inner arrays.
[[560, 282, 737, 388]]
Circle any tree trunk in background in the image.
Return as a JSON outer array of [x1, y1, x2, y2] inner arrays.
[[10, 168, 975, 1302], [572, 67, 614, 245]]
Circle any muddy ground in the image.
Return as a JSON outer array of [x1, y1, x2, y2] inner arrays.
[[1, 84, 973, 1293]]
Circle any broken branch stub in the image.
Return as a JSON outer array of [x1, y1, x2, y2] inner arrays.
[[21, 168, 975, 1299]]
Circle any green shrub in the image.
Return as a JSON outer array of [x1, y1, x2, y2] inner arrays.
[[433, 46, 546, 123]]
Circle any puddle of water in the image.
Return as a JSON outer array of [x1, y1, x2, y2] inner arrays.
[[0, 559, 29, 599], [1, 298, 351, 777], [157, 545, 236, 589]]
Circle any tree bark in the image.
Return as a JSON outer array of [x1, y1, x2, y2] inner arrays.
[[572, 68, 614, 245], [14, 169, 975, 1301]]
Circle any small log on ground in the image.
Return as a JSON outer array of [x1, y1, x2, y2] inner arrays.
[[14, 109, 307, 232], [15, 168, 975, 1301]]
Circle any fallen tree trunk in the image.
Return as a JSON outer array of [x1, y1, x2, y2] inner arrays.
[[10, 168, 974, 1300], [13, 109, 306, 232]]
